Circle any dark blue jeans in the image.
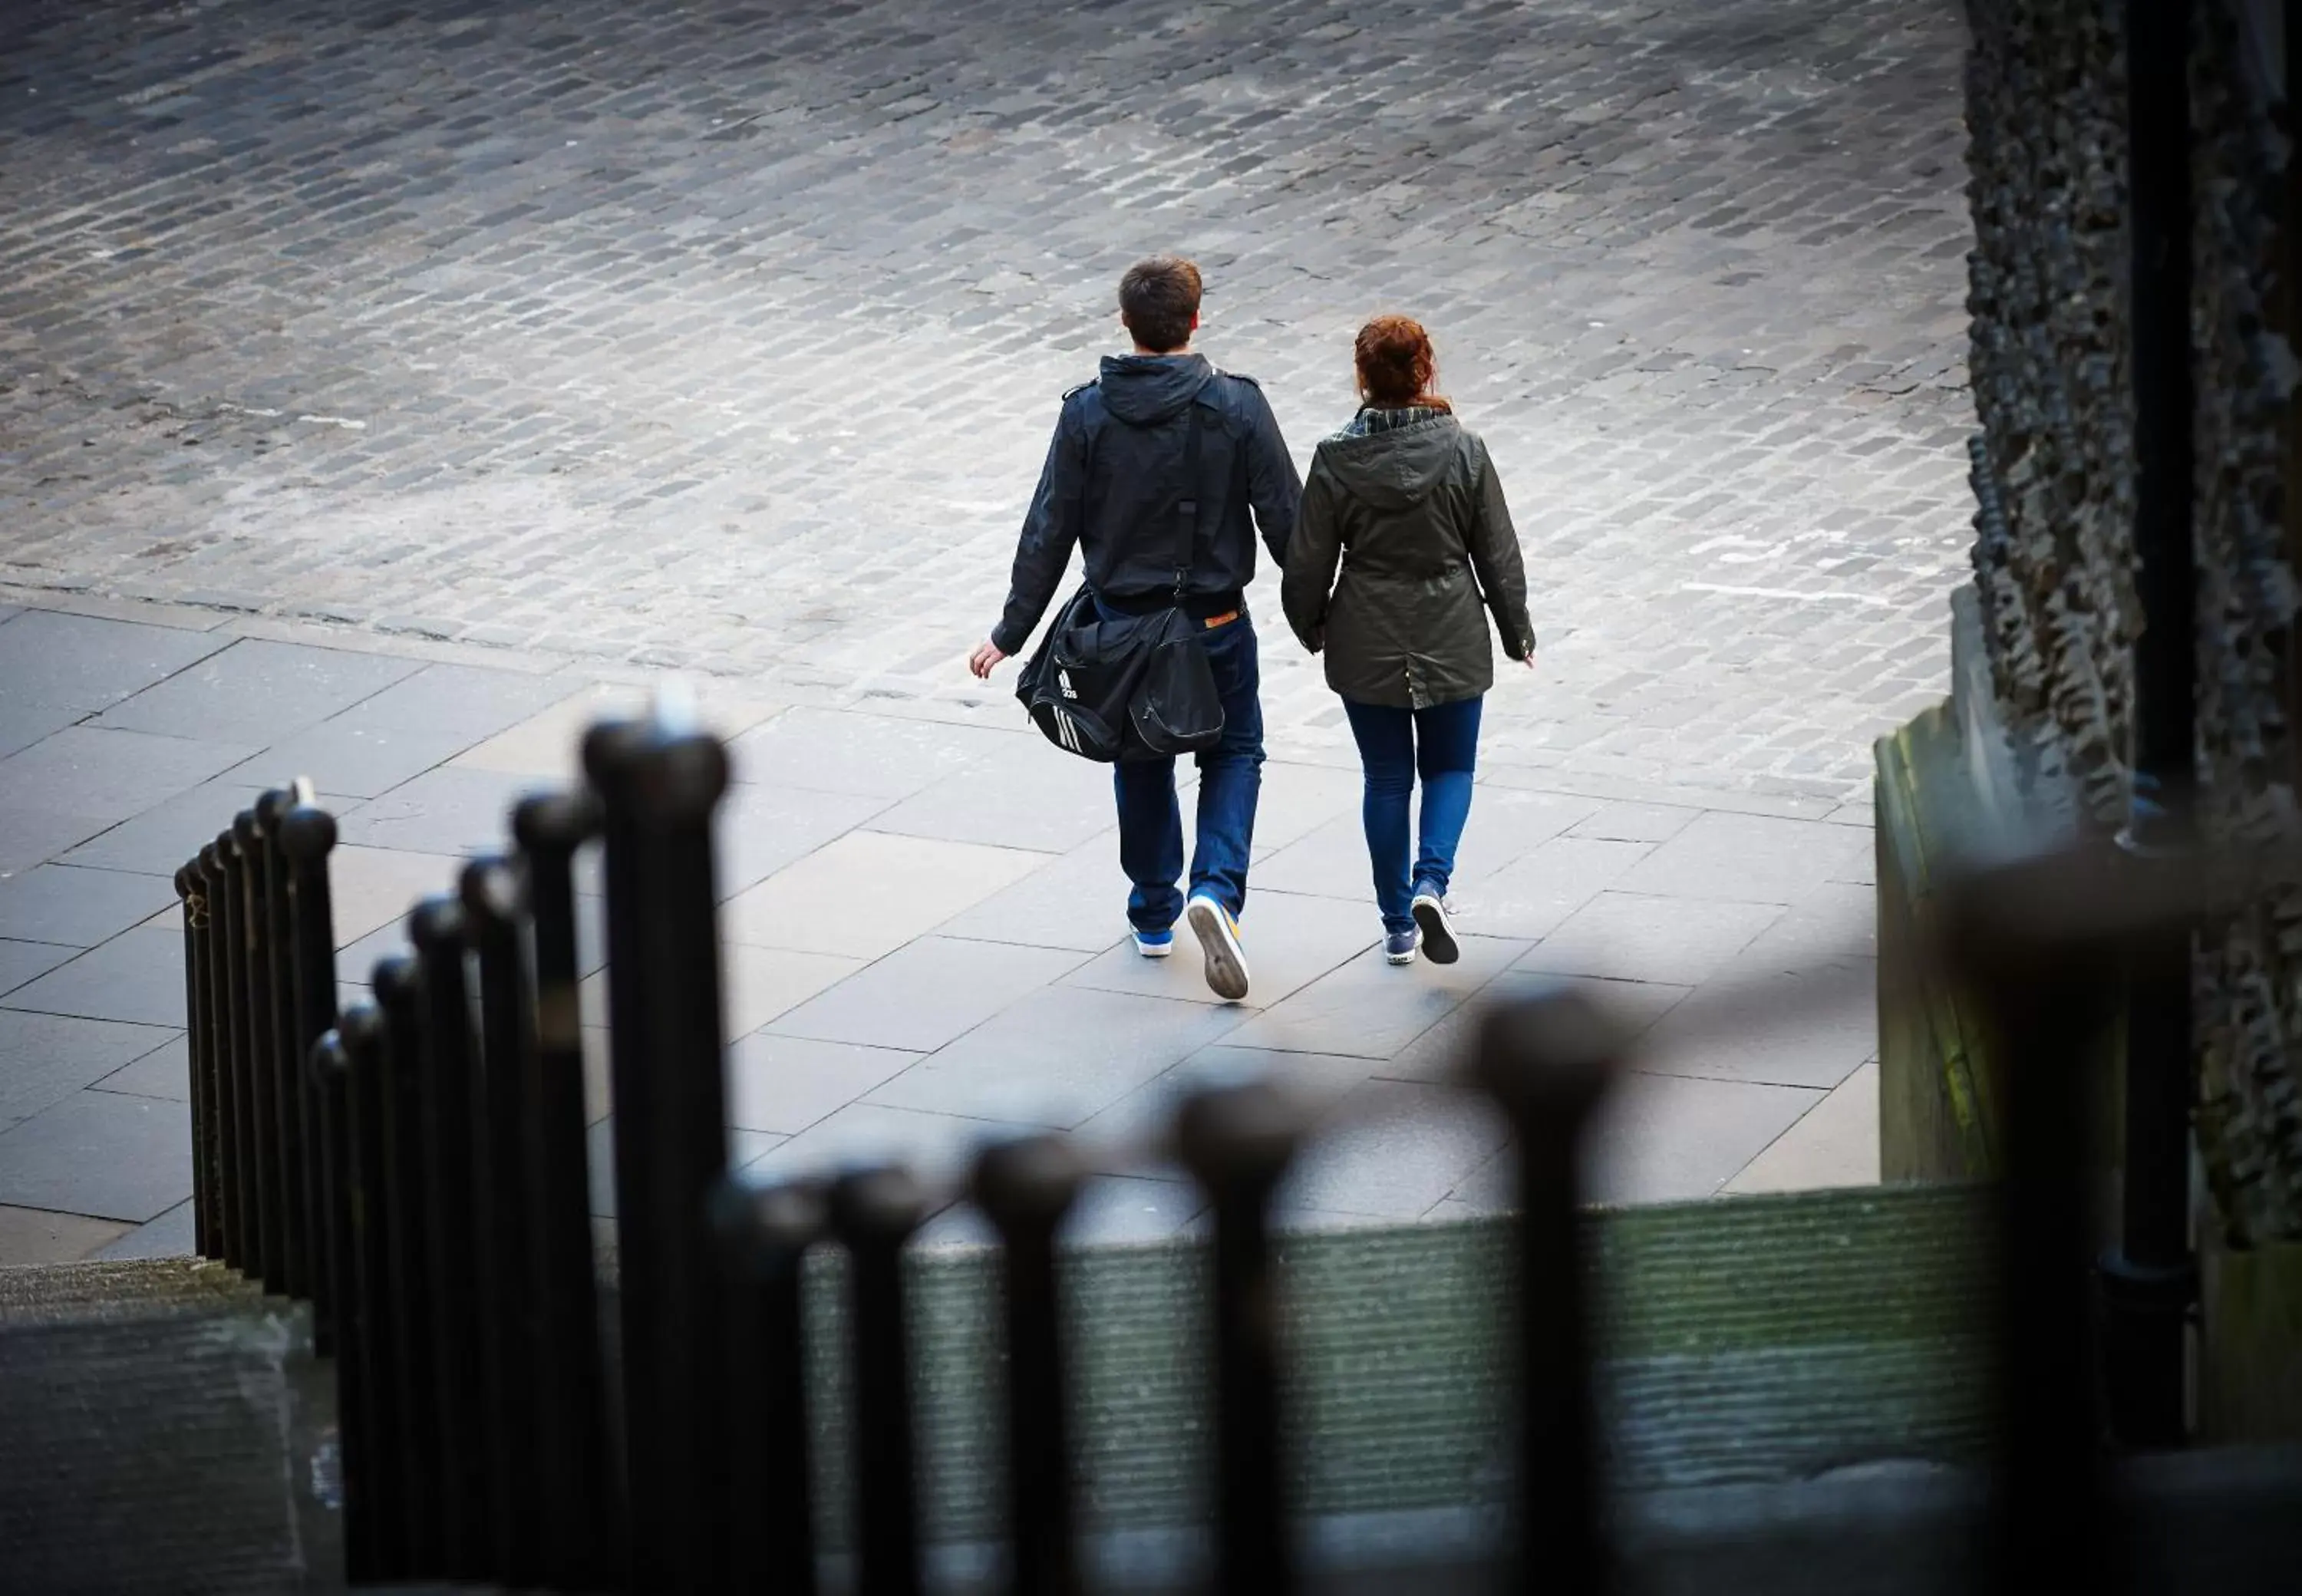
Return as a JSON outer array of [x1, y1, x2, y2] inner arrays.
[[1342, 695, 1484, 935], [1108, 607, 1265, 931]]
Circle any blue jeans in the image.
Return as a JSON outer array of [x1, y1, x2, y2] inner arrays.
[[1342, 696, 1483, 935], [1107, 606, 1265, 931]]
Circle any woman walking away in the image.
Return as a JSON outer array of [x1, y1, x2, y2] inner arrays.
[[1281, 315, 1536, 965]]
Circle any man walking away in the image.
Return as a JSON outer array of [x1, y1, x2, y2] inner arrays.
[[969, 256, 1301, 1001]]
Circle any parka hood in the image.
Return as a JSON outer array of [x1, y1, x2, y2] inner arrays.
[[1320, 414, 1463, 509], [1097, 352, 1213, 424]]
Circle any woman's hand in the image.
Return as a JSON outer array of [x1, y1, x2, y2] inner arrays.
[[968, 640, 1007, 679]]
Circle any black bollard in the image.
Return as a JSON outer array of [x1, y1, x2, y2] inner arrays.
[[279, 796, 341, 1340], [711, 1176, 826, 1595], [626, 722, 738, 1592], [216, 826, 261, 1277], [256, 788, 311, 1301], [233, 808, 288, 1291], [308, 1027, 378, 1581], [1172, 1078, 1311, 1596], [829, 1165, 931, 1596], [1466, 992, 1622, 1596], [196, 844, 238, 1265], [407, 894, 500, 1583], [374, 953, 447, 1578], [460, 854, 545, 1584], [511, 789, 621, 1590], [972, 1134, 1087, 1596], [339, 1002, 410, 1580], [176, 863, 217, 1260], [582, 717, 672, 1587]]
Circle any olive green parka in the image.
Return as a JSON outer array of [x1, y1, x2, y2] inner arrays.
[[1280, 411, 1535, 709]]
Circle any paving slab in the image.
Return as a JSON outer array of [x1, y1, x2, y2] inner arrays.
[[1377, 969, 1693, 1083], [0, 925, 187, 1028], [726, 707, 1020, 800], [768, 936, 1084, 1054], [1612, 810, 1877, 906], [1066, 888, 1375, 1009], [0, 804, 110, 876], [1223, 934, 1531, 1060], [91, 638, 425, 744], [579, 942, 861, 1038], [0, 939, 79, 999], [0, 1008, 176, 1130], [450, 681, 783, 782], [328, 844, 467, 946], [737, 1100, 1043, 1189], [726, 1034, 923, 1136], [1515, 891, 1784, 986], [91, 1198, 196, 1260], [0, 701, 84, 762], [865, 984, 1248, 1129], [1568, 800, 1704, 845], [55, 778, 269, 875], [0, 1090, 193, 1222], [0, 862, 180, 947], [0, 608, 229, 714], [222, 718, 476, 800], [1722, 1058, 1882, 1194], [0, 725, 258, 823], [936, 832, 1134, 954], [721, 830, 1047, 960], [714, 783, 896, 902], [1449, 834, 1655, 941], [325, 662, 585, 742], [866, 746, 1117, 853], [335, 764, 556, 856], [92, 1034, 193, 1103], [586, 1120, 785, 1219], [1242, 760, 1364, 859], [0, 1202, 133, 1265], [1281, 1080, 1510, 1221]]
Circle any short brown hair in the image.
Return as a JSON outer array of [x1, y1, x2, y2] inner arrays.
[[1119, 256, 1202, 353], [1354, 314, 1453, 411]]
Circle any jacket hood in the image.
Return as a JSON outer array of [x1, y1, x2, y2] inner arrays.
[[1097, 352, 1212, 425], [1321, 414, 1462, 509]]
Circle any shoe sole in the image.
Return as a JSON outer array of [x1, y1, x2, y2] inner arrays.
[[1136, 938, 1174, 958], [1411, 896, 1459, 965], [1186, 898, 1251, 1001], [1387, 942, 1420, 965]]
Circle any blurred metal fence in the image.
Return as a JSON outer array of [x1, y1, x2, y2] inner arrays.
[[171, 701, 2300, 1594]]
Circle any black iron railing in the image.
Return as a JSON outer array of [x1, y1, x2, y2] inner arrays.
[[169, 704, 2299, 1594]]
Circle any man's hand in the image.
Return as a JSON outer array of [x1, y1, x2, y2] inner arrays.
[[968, 640, 1008, 679]]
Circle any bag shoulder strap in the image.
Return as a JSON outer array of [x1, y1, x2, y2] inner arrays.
[[1172, 397, 1205, 600]]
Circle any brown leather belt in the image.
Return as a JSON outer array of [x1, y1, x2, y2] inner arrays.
[[1202, 610, 1240, 630]]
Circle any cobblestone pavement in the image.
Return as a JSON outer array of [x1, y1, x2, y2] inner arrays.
[[0, 0, 1974, 806]]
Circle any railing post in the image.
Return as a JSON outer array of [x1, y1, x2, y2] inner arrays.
[[582, 717, 672, 1587], [175, 862, 217, 1260], [308, 1027, 377, 1581], [197, 842, 239, 1266], [339, 1000, 411, 1581], [256, 788, 312, 1301], [373, 952, 447, 1578], [711, 1176, 825, 1595], [460, 854, 545, 1584], [1467, 991, 1621, 1596], [972, 1134, 1087, 1596], [407, 894, 500, 1583], [217, 823, 262, 1278], [232, 807, 287, 1291], [510, 790, 621, 1590], [829, 1164, 930, 1596], [280, 798, 340, 1344], [1172, 1080, 1308, 1596]]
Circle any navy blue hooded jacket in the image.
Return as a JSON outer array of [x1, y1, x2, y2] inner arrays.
[[990, 352, 1302, 657]]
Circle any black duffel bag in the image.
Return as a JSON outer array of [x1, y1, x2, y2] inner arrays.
[[1015, 402, 1225, 763]]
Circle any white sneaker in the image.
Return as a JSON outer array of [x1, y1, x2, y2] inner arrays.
[[1134, 925, 1176, 958], [1185, 895, 1251, 1002], [1410, 885, 1459, 965]]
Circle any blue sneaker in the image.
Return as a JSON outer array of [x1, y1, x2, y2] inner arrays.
[[1133, 926, 1175, 958], [1185, 894, 1251, 1001], [1384, 927, 1420, 965], [1410, 882, 1459, 965]]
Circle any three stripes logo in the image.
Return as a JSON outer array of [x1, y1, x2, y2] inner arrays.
[[1050, 706, 1084, 754]]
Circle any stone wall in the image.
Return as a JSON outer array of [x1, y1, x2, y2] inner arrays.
[[1961, 0, 2302, 1248]]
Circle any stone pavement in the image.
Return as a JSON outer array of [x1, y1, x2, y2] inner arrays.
[[0, 597, 1878, 1263], [2, 0, 1974, 810]]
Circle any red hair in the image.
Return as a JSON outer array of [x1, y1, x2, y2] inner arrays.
[[1354, 315, 1453, 411]]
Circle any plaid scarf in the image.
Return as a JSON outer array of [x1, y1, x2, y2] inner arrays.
[[1329, 404, 1449, 441]]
